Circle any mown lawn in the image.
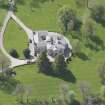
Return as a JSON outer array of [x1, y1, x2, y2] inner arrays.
[[0, 0, 105, 104], [4, 19, 28, 59]]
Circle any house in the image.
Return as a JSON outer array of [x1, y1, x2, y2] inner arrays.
[[29, 31, 72, 61]]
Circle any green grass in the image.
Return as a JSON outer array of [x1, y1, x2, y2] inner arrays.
[[4, 19, 28, 59], [0, 0, 105, 104]]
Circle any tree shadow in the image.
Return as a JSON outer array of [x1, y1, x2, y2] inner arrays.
[[43, 69, 76, 83], [0, 4, 8, 10], [0, 76, 20, 94], [85, 35, 104, 51], [57, 69, 76, 83], [85, 43, 99, 51], [70, 99, 81, 105], [90, 35, 105, 50], [77, 52, 90, 61], [74, 19, 82, 32], [92, 16, 105, 27], [97, 19, 105, 27]]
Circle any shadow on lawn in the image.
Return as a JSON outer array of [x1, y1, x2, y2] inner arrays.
[[0, 4, 8, 10], [56, 70, 76, 83], [77, 52, 90, 61], [43, 69, 76, 83], [85, 35, 105, 51], [0, 77, 19, 94]]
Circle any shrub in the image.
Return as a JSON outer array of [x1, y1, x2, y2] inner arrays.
[[23, 48, 30, 59], [9, 49, 19, 58]]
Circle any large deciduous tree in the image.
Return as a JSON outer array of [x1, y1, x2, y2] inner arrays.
[[58, 6, 78, 34], [91, 4, 105, 26]]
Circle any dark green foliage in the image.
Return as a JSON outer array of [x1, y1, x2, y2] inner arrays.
[[70, 99, 80, 105], [58, 6, 80, 34], [37, 52, 52, 74], [91, 5, 105, 27], [0, 0, 8, 9], [9, 49, 19, 58], [53, 54, 67, 75], [23, 48, 30, 59], [0, 71, 19, 94], [37, 53, 76, 82]]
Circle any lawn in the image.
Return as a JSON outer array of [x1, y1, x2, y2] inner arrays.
[[0, 0, 105, 104], [4, 19, 28, 59]]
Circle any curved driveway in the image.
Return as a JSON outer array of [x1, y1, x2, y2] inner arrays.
[[0, 11, 35, 68]]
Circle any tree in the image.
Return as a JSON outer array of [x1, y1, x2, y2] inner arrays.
[[81, 16, 95, 42], [58, 6, 78, 34], [91, 4, 105, 26], [53, 54, 67, 75], [37, 52, 52, 74], [23, 48, 30, 59], [9, 49, 19, 58], [98, 61, 105, 85]]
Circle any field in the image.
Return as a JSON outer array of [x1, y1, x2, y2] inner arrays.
[[0, 0, 105, 104]]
